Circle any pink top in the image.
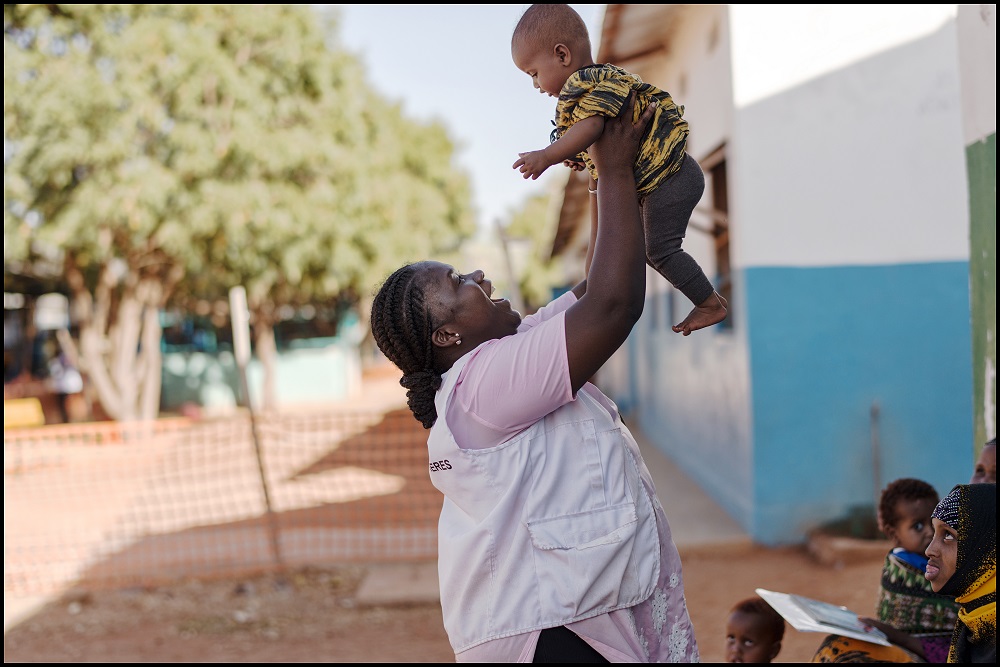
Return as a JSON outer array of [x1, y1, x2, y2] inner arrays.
[[444, 290, 699, 663]]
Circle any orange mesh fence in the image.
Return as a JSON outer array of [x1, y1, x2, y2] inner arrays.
[[4, 408, 440, 596]]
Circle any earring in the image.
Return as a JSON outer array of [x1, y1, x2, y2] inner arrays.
[[455, 338, 462, 346]]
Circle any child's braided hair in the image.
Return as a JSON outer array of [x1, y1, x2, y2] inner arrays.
[[370, 263, 442, 429]]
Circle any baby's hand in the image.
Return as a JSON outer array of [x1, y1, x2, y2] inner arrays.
[[513, 150, 553, 180], [563, 158, 586, 172]]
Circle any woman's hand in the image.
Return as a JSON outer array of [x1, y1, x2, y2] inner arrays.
[[587, 93, 655, 179], [859, 617, 926, 660]]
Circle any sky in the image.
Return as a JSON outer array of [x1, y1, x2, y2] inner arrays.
[[325, 4, 606, 231]]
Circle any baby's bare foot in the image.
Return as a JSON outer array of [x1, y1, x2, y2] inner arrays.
[[672, 292, 728, 336]]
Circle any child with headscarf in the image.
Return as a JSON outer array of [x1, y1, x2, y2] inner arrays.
[[926, 483, 996, 663]]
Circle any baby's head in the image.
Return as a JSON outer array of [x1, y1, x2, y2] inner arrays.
[[725, 596, 784, 663], [511, 4, 593, 98], [970, 438, 996, 484], [877, 478, 938, 554]]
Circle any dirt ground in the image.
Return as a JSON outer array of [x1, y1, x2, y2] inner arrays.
[[4, 543, 888, 663], [4, 369, 892, 663]]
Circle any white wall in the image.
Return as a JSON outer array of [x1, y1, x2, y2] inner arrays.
[[729, 5, 957, 108], [727, 5, 969, 268], [630, 5, 734, 280], [608, 5, 755, 530], [957, 4, 997, 143], [645, 5, 734, 159]]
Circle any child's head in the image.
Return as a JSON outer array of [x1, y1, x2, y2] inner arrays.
[[725, 596, 784, 663], [511, 4, 593, 98], [877, 477, 938, 554], [970, 438, 996, 484]]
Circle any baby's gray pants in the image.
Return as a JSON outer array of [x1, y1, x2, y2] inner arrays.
[[640, 153, 715, 307]]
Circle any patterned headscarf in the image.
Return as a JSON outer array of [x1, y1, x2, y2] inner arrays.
[[931, 483, 996, 663]]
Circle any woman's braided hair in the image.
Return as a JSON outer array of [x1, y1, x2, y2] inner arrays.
[[370, 263, 443, 429]]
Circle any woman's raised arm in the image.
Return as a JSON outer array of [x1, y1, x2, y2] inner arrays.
[[564, 92, 655, 393]]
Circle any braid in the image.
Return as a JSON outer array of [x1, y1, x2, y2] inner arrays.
[[370, 263, 442, 428]]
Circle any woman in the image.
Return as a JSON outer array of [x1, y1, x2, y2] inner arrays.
[[810, 478, 959, 664], [925, 483, 996, 663], [370, 94, 699, 662]]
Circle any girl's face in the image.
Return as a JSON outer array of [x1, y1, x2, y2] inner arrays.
[[511, 39, 572, 98], [884, 496, 937, 554], [924, 517, 958, 592]]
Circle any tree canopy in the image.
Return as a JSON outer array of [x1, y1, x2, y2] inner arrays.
[[4, 3, 475, 418]]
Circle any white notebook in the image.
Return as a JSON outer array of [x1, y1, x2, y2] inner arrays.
[[755, 588, 892, 647]]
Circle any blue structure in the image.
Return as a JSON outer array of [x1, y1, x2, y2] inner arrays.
[[614, 262, 973, 546]]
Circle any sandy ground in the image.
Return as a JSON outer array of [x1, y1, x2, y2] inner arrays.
[[5, 367, 893, 663], [3, 543, 888, 663]]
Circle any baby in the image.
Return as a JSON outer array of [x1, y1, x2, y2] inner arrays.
[[511, 4, 728, 336], [725, 596, 785, 663]]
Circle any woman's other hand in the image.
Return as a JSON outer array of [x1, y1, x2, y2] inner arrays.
[[859, 617, 926, 660], [587, 92, 655, 178], [563, 91, 655, 393]]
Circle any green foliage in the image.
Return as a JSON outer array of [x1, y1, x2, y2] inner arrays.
[[4, 3, 475, 418], [4, 3, 475, 310], [505, 190, 565, 310]]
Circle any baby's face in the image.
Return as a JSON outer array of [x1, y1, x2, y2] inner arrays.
[[885, 496, 937, 555], [511, 39, 569, 98]]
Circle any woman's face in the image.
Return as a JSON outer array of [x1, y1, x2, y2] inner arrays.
[[419, 261, 522, 348], [970, 444, 996, 484], [924, 517, 958, 592]]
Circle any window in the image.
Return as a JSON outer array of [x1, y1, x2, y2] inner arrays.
[[697, 145, 733, 330]]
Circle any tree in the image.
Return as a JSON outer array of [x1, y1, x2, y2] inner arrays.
[[4, 4, 474, 418], [504, 190, 566, 311]]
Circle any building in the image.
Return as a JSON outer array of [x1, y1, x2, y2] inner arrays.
[[551, 5, 979, 545], [956, 4, 996, 455]]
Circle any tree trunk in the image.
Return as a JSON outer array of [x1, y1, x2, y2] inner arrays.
[[19, 299, 37, 381], [254, 315, 278, 412], [65, 258, 173, 423], [136, 280, 164, 421]]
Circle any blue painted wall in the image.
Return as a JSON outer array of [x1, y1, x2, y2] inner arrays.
[[599, 283, 756, 530], [599, 261, 973, 545], [744, 262, 973, 544], [245, 340, 359, 407], [161, 340, 360, 413]]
